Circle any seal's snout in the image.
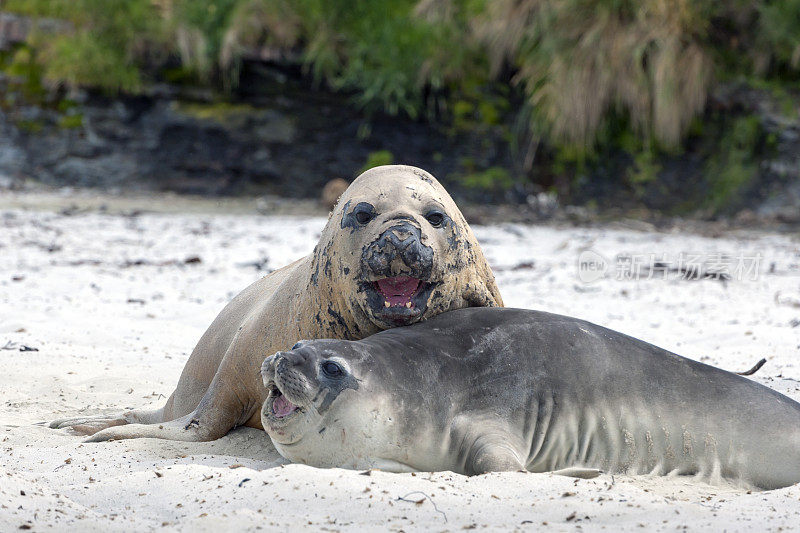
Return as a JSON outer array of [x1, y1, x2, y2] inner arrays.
[[276, 348, 308, 368], [364, 221, 434, 281], [264, 349, 317, 420], [360, 221, 439, 325], [260, 352, 279, 389]]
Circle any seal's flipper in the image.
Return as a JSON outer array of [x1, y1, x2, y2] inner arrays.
[[50, 416, 127, 435], [49, 407, 164, 435], [550, 467, 603, 479], [84, 373, 254, 443], [84, 412, 222, 443]]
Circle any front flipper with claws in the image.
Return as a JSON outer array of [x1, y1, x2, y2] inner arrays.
[[49, 407, 164, 436], [48, 313, 266, 444], [83, 412, 222, 443]]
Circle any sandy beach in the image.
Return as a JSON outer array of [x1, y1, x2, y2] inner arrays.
[[2, 191, 800, 531]]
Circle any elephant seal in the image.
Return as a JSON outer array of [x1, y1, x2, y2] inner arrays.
[[260, 307, 800, 490], [51, 165, 503, 442]]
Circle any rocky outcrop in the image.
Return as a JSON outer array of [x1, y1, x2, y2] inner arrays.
[[0, 77, 514, 199], [0, 13, 513, 199], [746, 92, 800, 223]]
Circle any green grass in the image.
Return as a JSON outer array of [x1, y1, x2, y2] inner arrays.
[[360, 150, 395, 173], [704, 115, 765, 212], [57, 114, 84, 129], [459, 166, 514, 191]]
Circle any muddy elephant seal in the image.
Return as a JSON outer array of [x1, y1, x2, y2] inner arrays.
[[261, 307, 800, 490], [51, 165, 503, 442]]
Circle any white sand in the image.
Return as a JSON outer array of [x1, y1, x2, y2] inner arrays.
[[2, 193, 800, 531]]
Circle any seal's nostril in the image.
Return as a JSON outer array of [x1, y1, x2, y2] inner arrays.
[[363, 221, 434, 280], [277, 350, 305, 368], [398, 235, 415, 248]]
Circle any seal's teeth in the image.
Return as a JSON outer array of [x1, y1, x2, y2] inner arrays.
[[405, 302, 413, 308], [384, 300, 391, 308]]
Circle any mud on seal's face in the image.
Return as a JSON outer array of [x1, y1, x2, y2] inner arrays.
[[340, 192, 453, 329], [260, 342, 359, 445]]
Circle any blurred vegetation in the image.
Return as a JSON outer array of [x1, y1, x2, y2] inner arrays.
[[704, 114, 772, 212], [460, 166, 514, 192], [3, 0, 171, 92], [361, 150, 395, 173], [2, 0, 799, 210]]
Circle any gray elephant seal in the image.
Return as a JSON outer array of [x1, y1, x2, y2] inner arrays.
[[261, 307, 800, 489], [51, 165, 502, 442]]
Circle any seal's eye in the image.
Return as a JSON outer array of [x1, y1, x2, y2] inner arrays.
[[350, 202, 376, 225], [425, 211, 444, 227], [355, 210, 374, 224], [321, 360, 345, 379]]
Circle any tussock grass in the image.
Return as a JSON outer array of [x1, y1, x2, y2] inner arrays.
[[3, 0, 799, 156], [474, 0, 713, 148]]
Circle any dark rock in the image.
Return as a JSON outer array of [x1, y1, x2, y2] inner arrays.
[[0, 74, 514, 199]]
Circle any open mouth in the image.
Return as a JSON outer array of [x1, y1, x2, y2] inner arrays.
[[375, 275, 421, 309], [363, 275, 438, 326], [267, 382, 300, 419]]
